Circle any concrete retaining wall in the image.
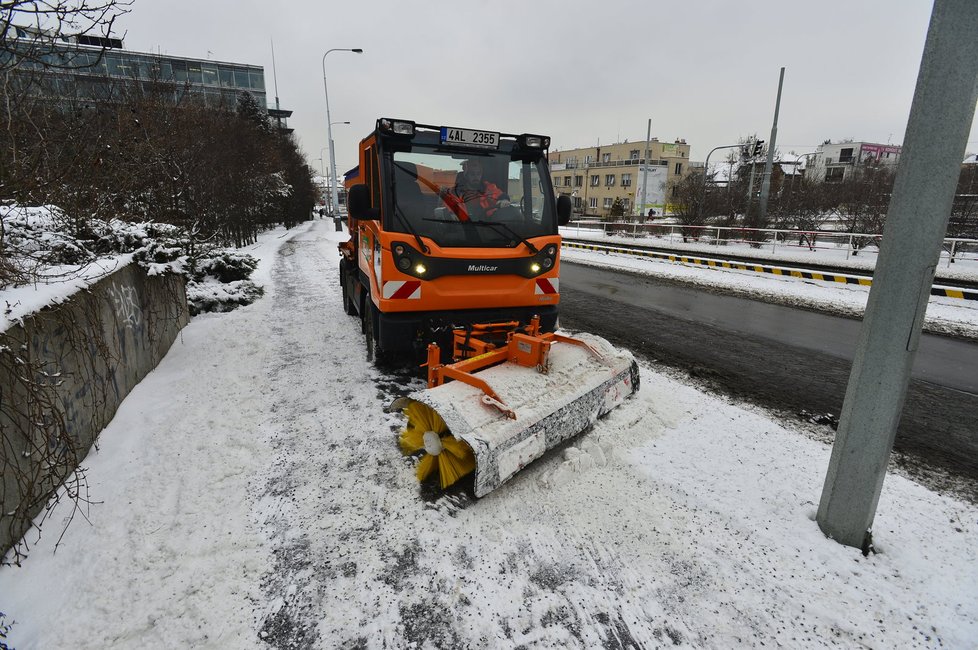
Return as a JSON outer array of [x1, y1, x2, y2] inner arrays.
[[1, 264, 188, 557]]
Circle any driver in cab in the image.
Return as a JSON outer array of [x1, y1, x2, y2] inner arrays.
[[440, 158, 510, 221]]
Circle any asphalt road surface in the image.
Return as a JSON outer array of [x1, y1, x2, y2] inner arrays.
[[558, 261, 978, 500]]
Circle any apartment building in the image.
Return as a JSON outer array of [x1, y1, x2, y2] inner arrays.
[[810, 141, 901, 183], [548, 138, 691, 217]]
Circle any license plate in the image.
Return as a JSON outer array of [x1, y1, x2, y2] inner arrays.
[[440, 127, 499, 149]]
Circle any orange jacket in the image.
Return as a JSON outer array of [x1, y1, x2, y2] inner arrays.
[[443, 181, 505, 221]]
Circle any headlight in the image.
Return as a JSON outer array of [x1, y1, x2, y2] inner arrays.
[[415, 263, 427, 275], [542, 258, 553, 269], [520, 134, 551, 149], [397, 257, 411, 271], [530, 262, 541, 273], [378, 118, 416, 136]]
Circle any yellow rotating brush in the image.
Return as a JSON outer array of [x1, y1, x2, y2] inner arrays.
[[399, 401, 475, 489]]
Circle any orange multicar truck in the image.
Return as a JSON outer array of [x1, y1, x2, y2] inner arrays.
[[339, 118, 570, 361], [340, 118, 638, 497]]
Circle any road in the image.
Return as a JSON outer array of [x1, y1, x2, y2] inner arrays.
[[558, 261, 978, 499]]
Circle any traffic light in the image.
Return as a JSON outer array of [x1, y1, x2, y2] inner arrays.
[[753, 140, 765, 157]]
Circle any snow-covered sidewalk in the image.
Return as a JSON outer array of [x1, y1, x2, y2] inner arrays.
[[1, 220, 975, 648]]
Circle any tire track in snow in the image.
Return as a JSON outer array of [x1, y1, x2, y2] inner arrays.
[[250, 221, 805, 648]]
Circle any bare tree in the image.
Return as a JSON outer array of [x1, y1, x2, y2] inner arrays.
[[780, 176, 833, 250], [948, 164, 978, 239], [825, 162, 895, 255], [1, 0, 131, 74], [669, 170, 710, 241], [947, 164, 978, 262]]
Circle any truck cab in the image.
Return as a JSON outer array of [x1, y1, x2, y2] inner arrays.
[[339, 118, 572, 361]]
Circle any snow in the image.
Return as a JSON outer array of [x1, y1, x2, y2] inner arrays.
[[559, 228, 978, 341], [560, 224, 978, 280], [1, 256, 134, 334], [1, 220, 976, 648]]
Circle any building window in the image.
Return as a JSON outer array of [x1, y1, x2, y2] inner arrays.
[[605, 174, 615, 186], [839, 148, 854, 163], [198, 63, 217, 86], [564, 176, 572, 187], [589, 197, 597, 208], [602, 153, 611, 163], [826, 167, 845, 182], [674, 163, 682, 175], [232, 67, 251, 88], [218, 66, 234, 87], [630, 149, 640, 160], [187, 62, 203, 84], [621, 173, 631, 187], [574, 175, 583, 187], [590, 175, 599, 187], [623, 198, 630, 210], [603, 198, 613, 209], [585, 155, 593, 164], [573, 197, 583, 209]]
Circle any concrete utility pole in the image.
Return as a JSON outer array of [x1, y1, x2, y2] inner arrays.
[[758, 67, 785, 221], [640, 118, 651, 218], [816, 0, 978, 551]]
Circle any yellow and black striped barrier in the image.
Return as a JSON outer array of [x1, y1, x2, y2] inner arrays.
[[561, 240, 978, 301]]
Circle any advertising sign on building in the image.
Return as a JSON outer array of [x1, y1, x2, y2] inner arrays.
[[633, 165, 668, 216], [858, 143, 902, 163]]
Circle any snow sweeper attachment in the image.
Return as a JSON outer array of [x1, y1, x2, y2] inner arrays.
[[391, 318, 639, 497]]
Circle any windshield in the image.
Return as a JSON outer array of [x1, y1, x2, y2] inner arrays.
[[388, 147, 555, 248]]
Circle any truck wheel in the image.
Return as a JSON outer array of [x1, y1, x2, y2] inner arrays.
[[363, 298, 376, 361], [363, 299, 390, 366], [340, 267, 356, 315]]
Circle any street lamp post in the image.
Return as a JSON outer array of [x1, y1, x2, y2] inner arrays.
[[327, 121, 350, 215], [787, 151, 817, 195], [698, 144, 745, 221], [322, 48, 363, 217]]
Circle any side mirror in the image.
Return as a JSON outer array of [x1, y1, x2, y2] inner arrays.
[[556, 195, 572, 226], [347, 184, 371, 220]]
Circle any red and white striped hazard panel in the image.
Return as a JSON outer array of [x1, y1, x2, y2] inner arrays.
[[382, 280, 422, 299], [534, 278, 559, 295]]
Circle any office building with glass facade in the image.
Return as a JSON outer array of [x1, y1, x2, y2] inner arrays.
[[4, 30, 292, 130]]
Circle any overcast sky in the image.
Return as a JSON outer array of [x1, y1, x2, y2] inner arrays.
[[120, 0, 976, 176]]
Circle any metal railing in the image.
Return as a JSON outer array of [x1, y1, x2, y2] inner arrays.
[[563, 221, 978, 266]]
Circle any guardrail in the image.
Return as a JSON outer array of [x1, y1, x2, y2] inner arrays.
[[563, 221, 978, 267], [561, 239, 978, 301]]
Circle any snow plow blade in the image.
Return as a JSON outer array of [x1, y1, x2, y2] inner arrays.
[[391, 325, 638, 497]]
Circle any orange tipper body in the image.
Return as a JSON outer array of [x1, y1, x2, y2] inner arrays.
[[339, 119, 566, 359]]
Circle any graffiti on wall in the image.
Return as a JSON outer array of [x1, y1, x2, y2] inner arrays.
[[107, 282, 142, 331]]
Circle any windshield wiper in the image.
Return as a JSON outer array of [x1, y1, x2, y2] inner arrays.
[[393, 204, 430, 253], [422, 218, 538, 253], [473, 221, 539, 254]]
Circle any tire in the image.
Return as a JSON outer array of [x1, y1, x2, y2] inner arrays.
[[340, 267, 356, 315], [363, 298, 391, 366], [363, 297, 376, 362]]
